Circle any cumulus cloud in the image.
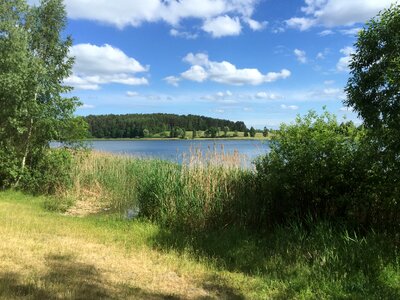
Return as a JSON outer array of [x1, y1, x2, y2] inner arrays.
[[164, 76, 181, 87], [339, 27, 362, 36], [66, 44, 149, 90], [286, 0, 395, 30], [294, 49, 307, 63], [173, 52, 291, 86], [244, 18, 268, 31], [336, 46, 355, 72], [80, 104, 95, 109], [169, 28, 198, 39], [281, 104, 299, 110], [201, 91, 238, 104], [202, 15, 242, 37], [318, 29, 334, 36], [55, 0, 263, 37], [255, 92, 281, 100], [286, 17, 316, 31]]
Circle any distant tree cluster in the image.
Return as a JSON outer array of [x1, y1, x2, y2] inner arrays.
[[84, 113, 248, 138]]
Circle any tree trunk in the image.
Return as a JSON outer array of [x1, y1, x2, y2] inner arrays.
[[14, 93, 37, 188]]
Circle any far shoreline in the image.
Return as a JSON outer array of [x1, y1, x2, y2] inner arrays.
[[85, 137, 271, 141]]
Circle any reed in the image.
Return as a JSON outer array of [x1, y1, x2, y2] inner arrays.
[[62, 148, 256, 230]]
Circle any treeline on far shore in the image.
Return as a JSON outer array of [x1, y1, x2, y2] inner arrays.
[[84, 113, 268, 139]]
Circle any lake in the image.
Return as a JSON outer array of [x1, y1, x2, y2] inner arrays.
[[83, 139, 270, 166]]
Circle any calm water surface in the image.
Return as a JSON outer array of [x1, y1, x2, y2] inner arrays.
[[85, 139, 269, 165]]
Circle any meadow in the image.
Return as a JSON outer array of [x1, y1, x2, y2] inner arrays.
[[1, 148, 400, 299]]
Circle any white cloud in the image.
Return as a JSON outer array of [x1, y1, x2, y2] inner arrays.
[[169, 28, 198, 39], [244, 18, 267, 31], [67, 44, 149, 90], [294, 49, 307, 63], [202, 15, 242, 37], [80, 103, 95, 109], [177, 52, 291, 85], [62, 0, 261, 37], [214, 109, 225, 113], [281, 104, 299, 110], [336, 46, 355, 72], [181, 65, 209, 82], [255, 92, 280, 100], [164, 76, 181, 87], [340, 106, 353, 112], [339, 27, 362, 36], [324, 80, 335, 85], [126, 91, 139, 97], [287, 0, 395, 30], [318, 29, 334, 36], [183, 52, 210, 66], [286, 17, 316, 31], [316, 52, 325, 59]]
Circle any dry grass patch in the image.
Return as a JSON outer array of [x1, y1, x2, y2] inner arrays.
[[0, 192, 249, 299]]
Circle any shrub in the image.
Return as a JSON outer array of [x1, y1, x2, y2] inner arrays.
[[21, 148, 74, 195], [255, 110, 370, 226]]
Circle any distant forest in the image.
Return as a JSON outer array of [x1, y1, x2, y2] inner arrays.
[[85, 113, 248, 138]]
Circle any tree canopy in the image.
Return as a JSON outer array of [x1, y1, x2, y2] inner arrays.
[[0, 0, 85, 187], [345, 4, 400, 153]]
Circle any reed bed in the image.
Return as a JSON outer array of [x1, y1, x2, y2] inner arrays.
[[63, 148, 256, 230]]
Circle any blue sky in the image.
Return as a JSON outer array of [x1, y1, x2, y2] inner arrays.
[[35, 0, 396, 128]]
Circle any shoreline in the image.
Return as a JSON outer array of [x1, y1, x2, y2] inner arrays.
[[84, 137, 271, 141]]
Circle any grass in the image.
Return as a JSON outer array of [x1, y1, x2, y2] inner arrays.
[[58, 150, 255, 230], [1, 190, 400, 299]]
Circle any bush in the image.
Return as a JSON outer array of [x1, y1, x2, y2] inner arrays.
[[21, 148, 74, 195], [255, 110, 371, 226]]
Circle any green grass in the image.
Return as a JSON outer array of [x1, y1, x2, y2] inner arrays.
[[1, 190, 400, 299], [60, 151, 255, 230]]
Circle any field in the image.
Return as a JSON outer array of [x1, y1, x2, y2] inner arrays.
[[89, 131, 269, 140]]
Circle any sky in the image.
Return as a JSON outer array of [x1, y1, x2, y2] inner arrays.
[[31, 0, 397, 128]]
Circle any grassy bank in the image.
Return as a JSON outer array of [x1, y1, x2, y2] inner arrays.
[[1, 190, 400, 299]]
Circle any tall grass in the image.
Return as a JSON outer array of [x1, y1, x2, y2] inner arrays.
[[63, 149, 256, 230]]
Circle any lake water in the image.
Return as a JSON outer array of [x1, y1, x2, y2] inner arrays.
[[83, 139, 269, 165]]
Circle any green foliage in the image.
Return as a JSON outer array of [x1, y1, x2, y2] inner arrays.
[[170, 126, 185, 138], [345, 4, 400, 153], [223, 126, 229, 137], [255, 110, 373, 226], [21, 148, 73, 195], [249, 126, 256, 137], [142, 128, 150, 137], [0, 0, 86, 190], [85, 113, 247, 138], [204, 127, 219, 138], [262, 126, 269, 137]]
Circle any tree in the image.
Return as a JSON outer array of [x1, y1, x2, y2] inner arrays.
[[345, 4, 400, 154], [223, 126, 229, 137], [143, 128, 150, 137], [192, 129, 197, 139], [0, 0, 85, 188], [249, 127, 256, 137], [263, 126, 269, 137], [244, 130, 249, 137], [205, 127, 219, 138]]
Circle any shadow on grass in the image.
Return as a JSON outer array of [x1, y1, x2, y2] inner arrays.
[[151, 223, 400, 299], [0, 253, 183, 300]]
